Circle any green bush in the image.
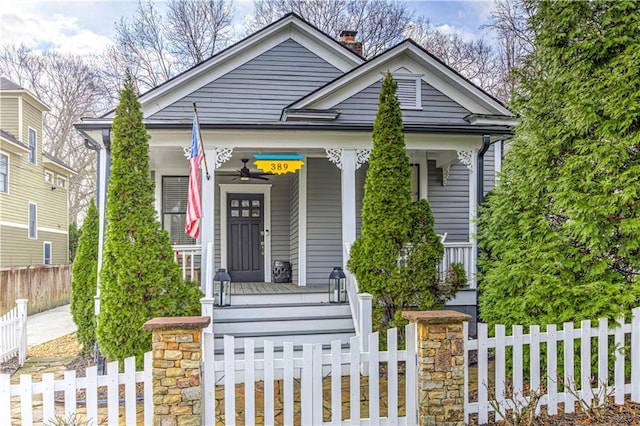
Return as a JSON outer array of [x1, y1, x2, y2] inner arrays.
[[70, 200, 98, 355], [96, 76, 202, 367], [348, 73, 465, 341]]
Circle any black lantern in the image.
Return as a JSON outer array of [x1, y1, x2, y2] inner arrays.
[[329, 267, 347, 303], [214, 268, 232, 306]]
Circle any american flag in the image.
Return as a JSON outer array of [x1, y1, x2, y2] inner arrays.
[[185, 115, 203, 239]]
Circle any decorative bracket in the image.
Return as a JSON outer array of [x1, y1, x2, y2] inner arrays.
[[442, 164, 452, 186], [325, 148, 344, 170], [326, 148, 371, 171], [213, 148, 233, 169], [457, 150, 475, 172], [355, 149, 371, 170]]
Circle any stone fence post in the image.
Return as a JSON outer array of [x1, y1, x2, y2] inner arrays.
[[143, 316, 211, 426], [402, 310, 471, 426]]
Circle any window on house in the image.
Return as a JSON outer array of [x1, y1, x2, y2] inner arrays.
[[45, 171, 53, 183], [43, 242, 52, 265], [394, 75, 422, 110], [57, 176, 66, 188], [28, 202, 37, 239], [0, 153, 7, 193], [28, 128, 36, 164], [162, 176, 194, 245]]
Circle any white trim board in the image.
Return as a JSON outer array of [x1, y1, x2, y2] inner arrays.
[[219, 184, 272, 282]]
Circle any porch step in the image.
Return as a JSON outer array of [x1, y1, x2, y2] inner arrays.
[[214, 315, 353, 335], [212, 329, 356, 354], [212, 302, 351, 320], [230, 290, 330, 305]]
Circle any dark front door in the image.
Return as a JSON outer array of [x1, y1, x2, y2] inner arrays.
[[227, 193, 264, 281]]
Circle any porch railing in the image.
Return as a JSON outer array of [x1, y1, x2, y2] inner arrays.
[[172, 244, 201, 282], [442, 242, 474, 287]]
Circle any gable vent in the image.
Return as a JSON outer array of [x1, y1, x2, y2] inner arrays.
[[394, 76, 422, 110]]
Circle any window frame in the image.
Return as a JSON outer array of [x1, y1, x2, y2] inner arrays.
[[45, 170, 53, 183], [28, 127, 37, 164], [0, 152, 8, 194], [56, 175, 66, 188], [28, 202, 37, 239], [161, 175, 195, 245], [43, 241, 52, 265]]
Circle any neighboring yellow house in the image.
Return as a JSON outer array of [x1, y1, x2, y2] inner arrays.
[[0, 77, 75, 267]]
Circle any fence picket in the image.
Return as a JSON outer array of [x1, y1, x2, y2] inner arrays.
[[368, 332, 380, 424], [477, 322, 489, 424], [301, 344, 313, 426], [107, 359, 119, 425], [283, 341, 294, 426], [312, 343, 323, 425], [494, 324, 506, 421], [463, 321, 469, 425], [64, 370, 76, 416], [330, 339, 342, 425], [223, 335, 236, 426], [20, 374, 33, 426], [202, 332, 215, 426], [349, 336, 361, 426], [530, 325, 541, 400], [512, 325, 524, 406], [580, 319, 592, 406], [563, 322, 575, 413], [0, 374, 9, 424], [614, 316, 626, 405], [144, 350, 153, 425], [546, 324, 558, 415], [405, 322, 417, 426], [632, 307, 640, 402], [244, 339, 256, 424], [85, 365, 98, 425], [124, 356, 136, 425], [597, 317, 608, 387], [387, 327, 398, 426], [264, 340, 275, 426]]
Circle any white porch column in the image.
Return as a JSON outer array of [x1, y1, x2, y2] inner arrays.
[[200, 148, 232, 296], [458, 149, 478, 288], [95, 139, 110, 315], [326, 148, 370, 265]]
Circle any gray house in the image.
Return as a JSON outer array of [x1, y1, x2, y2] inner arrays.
[[76, 14, 513, 342]]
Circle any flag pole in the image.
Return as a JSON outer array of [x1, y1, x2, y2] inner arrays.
[[193, 102, 211, 180]]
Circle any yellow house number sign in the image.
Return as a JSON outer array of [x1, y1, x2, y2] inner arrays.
[[254, 154, 304, 175]]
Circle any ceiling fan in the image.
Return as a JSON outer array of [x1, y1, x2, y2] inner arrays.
[[223, 158, 272, 181]]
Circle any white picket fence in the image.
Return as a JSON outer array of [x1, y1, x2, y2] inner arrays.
[[0, 299, 27, 365], [202, 323, 418, 425], [0, 353, 152, 426], [465, 306, 640, 424]]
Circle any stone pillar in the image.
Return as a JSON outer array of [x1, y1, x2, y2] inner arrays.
[[402, 310, 471, 426], [143, 316, 211, 426]]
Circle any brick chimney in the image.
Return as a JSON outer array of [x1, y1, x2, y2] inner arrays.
[[339, 30, 363, 56]]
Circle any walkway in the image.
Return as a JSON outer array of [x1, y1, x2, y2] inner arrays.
[[27, 304, 76, 347]]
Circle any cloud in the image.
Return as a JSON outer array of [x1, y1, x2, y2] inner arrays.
[[0, 2, 114, 56], [435, 24, 478, 43]]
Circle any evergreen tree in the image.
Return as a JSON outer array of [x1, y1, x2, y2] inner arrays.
[[348, 73, 465, 336], [70, 200, 98, 355], [478, 1, 640, 328], [97, 76, 201, 365], [68, 221, 81, 262]]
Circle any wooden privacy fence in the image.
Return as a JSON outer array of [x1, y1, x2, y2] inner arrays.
[[202, 323, 418, 425], [0, 299, 27, 365], [0, 265, 71, 315], [465, 306, 640, 424], [0, 353, 152, 426]]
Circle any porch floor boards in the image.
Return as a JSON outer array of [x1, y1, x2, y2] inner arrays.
[[228, 282, 328, 295]]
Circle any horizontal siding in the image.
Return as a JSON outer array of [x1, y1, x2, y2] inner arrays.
[[0, 226, 68, 267], [306, 158, 342, 285], [483, 143, 496, 194], [290, 174, 299, 284], [427, 160, 469, 242], [151, 39, 343, 122], [270, 174, 292, 265], [334, 80, 470, 125], [0, 97, 19, 136]]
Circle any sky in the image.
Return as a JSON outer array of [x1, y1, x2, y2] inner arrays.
[[0, 0, 496, 57]]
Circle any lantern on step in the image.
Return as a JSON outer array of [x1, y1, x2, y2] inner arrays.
[[214, 268, 232, 306], [328, 266, 347, 303]]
